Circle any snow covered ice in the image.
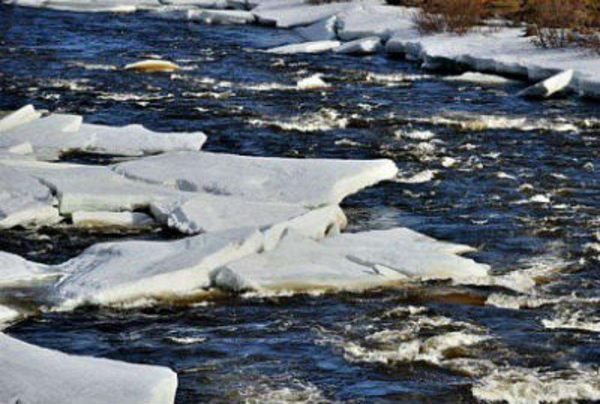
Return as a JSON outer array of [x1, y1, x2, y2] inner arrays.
[[113, 151, 399, 207], [0, 333, 178, 404]]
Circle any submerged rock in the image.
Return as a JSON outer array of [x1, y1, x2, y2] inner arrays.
[[0, 107, 206, 159], [0, 333, 178, 404], [124, 59, 180, 72]]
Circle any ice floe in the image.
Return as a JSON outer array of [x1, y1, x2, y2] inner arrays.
[[321, 228, 489, 280], [336, 5, 414, 41], [386, 28, 600, 98], [0, 251, 52, 285], [113, 151, 398, 207], [159, 192, 344, 240], [333, 36, 381, 55], [266, 40, 341, 55], [55, 227, 263, 307], [0, 165, 60, 229], [0, 104, 42, 132], [210, 230, 407, 293], [71, 211, 155, 228], [295, 16, 337, 42], [0, 333, 178, 404], [188, 9, 256, 24], [519, 69, 574, 99], [4, 161, 185, 215], [443, 72, 514, 85], [0, 107, 206, 159]]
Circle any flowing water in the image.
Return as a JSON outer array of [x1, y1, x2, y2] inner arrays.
[[1, 5, 599, 403]]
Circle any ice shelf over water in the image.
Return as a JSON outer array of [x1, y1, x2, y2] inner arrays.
[[113, 151, 399, 207], [55, 227, 264, 307], [0, 333, 178, 404], [0, 106, 206, 160], [0, 165, 60, 229]]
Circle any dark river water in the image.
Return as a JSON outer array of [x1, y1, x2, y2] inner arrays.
[[1, 5, 599, 403]]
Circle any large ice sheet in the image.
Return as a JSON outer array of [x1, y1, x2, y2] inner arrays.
[[188, 9, 256, 24], [0, 105, 42, 132], [162, 193, 307, 234], [0, 251, 51, 285], [321, 228, 490, 280], [253, 2, 351, 28], [0, 113, 82, 159], [55, 227, 263, 307], [5, 160, 186, 215], [113, 151, 398, 207], [0, 333, 177, 404], [74, 123, 206, 156], [0, 165, 60, 229], [0, 109, 206, 159], [210, 231, 407, 292]]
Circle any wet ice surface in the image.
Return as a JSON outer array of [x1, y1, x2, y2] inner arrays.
[[1, 5, 599, 404]]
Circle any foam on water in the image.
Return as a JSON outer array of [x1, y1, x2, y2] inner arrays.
[[472, 365, 600, 404]]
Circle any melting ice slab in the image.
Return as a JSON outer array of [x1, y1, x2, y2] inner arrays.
[[0, 251, 52, 285], [113, 151, 398, 207], [4, 160, 185, 215], [0, 107, 206, 160], [55, 228, 263, 307], [322, 228, 490, 280], [0, 333, 177, 404], [211, 230, 408, 292], [212, 227, 488, 293], [0, 165, 60, 229]]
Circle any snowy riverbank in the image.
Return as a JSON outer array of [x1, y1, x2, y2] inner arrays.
[[3, 0, 600, 98]]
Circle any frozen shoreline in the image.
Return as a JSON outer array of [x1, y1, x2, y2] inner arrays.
[[3, 0, 599, 98]]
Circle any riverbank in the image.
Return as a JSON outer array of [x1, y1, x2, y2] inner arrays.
[[4, 0, 600, 98]]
